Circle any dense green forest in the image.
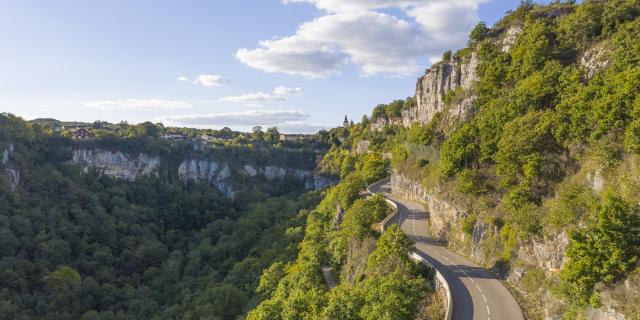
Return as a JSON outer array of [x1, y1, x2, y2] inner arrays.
[[309, 1, 640, 318], [247, 152, 443, 320], [0, 114, 323, 319], [4, 1, 640, 319]]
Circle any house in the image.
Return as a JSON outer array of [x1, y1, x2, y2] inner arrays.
[[279, 134, 313, 143], [162, 133, 188, 142], [70, 127, 93, 140]]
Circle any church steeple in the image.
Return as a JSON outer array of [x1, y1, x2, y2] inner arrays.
[[343, 115, 349, 128]]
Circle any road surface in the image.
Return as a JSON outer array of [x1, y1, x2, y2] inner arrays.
[[369, 179, 523, 320]]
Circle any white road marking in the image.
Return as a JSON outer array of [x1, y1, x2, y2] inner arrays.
[[380, 183, 497, 320]]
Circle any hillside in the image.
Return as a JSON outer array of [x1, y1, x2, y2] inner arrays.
[[253, 1, 640, 319], [0, 114, 335, 319]]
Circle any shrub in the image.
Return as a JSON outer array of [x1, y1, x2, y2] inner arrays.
[[561, 194, 640, 302]]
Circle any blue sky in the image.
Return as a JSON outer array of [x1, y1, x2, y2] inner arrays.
[[0, 0, 550, 133]]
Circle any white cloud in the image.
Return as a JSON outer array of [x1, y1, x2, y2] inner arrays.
[[237, 0, 485, 77], [274, 86, 303, 96], [84, 98, 192, 110], [156, 110, 310, 127], [220, 86, 304, 106], [193, 74, 225, 87], [177, 76, 189, 82], [220, 92, 286, 104]]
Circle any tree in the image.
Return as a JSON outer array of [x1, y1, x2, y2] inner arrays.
[[367, 225, 416, 276], [624, 119, 640, 153], [360, 153, 388, 184], [468, 21, 490, 46], [252, 126, 264, 142], [561, 195, 640, 302], [265, 127, 280, 144], [442, 50, 452, 62]]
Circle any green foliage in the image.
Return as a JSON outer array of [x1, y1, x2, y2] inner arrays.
[[442, 50, 452, 62], [624, 119, 640, 153], [461, 215, 477, 236], [455, 169, 487, 195], [0, 114, 322, 319], [440, 123, 478, 177], [544, 183, 597, 230], [468, 21, 490, 46], [509, 19, 557, 81], [359, 153, 389, 184], [561, 194, 640, 302], [371, 99, 408, 121], [367, 225, 417, 276], [496, 110, 559, 189]]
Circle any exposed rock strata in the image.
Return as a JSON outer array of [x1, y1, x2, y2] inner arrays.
[[71, 149, 160, 181], [390, 171, 467, 240], [580, 42, 612, 79], [1, 143, 19, 191], [70, 148, 336, 199], [372, 52, 478, 131]]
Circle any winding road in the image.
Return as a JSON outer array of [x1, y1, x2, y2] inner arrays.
[[369, 179, 523, 320]]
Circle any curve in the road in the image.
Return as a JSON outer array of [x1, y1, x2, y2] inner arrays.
[[369, 178, 523, 320]]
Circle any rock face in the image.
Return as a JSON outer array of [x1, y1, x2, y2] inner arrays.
[[177, 158, 336, 199], [580, 42, 612, 79], [1, 143, 19, 191], [517, 232, 569, 273], [390, 171, 467, 240], [71, 149, 160, 181], [70, 149, 337, 199], [406, 52, 479, 128], [501, 25, 523, 52], [355, 140, 370, 154]]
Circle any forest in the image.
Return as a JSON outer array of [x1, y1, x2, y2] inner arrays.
[[0, 114, 323, 319]]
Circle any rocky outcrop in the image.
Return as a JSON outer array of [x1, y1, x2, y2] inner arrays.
[[1, 143, 19, 191], [580, 42, 611, 79], [70, 148, 337, 199], [390, 171, 467, 240], [2, 143, 13, 165], [264, 166, 287, 180], [71, 149, 160, 181], [405, 52, 478, 128], [501, 25, 523, 52], [178, 158, 337, 198], [5, 169, 19, 191], [355, 140, 370, 154], [517, 232, 569, 273], [370, 117, 404, 131]]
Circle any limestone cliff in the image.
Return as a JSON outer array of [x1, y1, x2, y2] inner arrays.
[[70, 148, 336, 199], [371, 51, 478, 132], [409, 52, 478, 127], [1, 143, 19, 191], [390, 170, 467, 240], [71, 149, 160, 181]]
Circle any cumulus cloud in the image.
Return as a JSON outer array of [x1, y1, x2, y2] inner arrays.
[[156, 110, 310, 127], [237, 0, 485, 77], [193, 74, 225, 87], [220, 86, 304, 106], [84, 98, 192, 110], [177, 76, 189, 82]]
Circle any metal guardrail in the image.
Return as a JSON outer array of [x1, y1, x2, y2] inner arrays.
[[367, 178, 453, 320]]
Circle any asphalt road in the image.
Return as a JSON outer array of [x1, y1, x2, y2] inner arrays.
[[369, 179, 524, 320]]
